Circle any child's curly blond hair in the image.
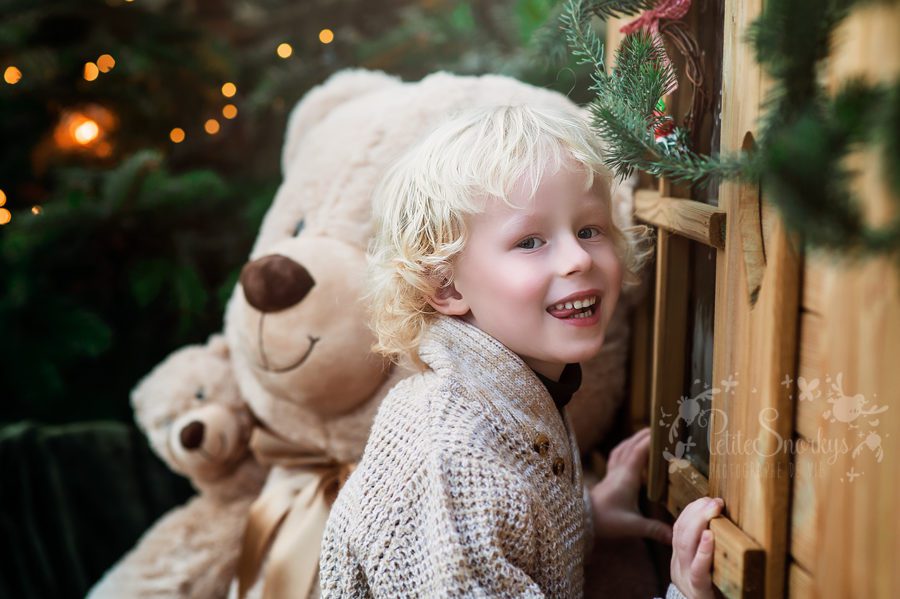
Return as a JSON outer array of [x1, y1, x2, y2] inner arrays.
[[367, 104, 652, 367]]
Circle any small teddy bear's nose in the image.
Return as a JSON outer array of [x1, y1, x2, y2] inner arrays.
[[179, 421, 205, 450], [240, 254, 316, 313]]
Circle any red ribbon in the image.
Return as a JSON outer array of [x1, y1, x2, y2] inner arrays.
[[619, 0, 691, 94], [620, 0, 692, 36]]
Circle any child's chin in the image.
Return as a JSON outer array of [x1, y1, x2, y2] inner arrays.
[[556, 338, 606, 364]]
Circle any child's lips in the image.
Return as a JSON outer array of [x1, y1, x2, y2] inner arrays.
[[546, 298, 600, 319]]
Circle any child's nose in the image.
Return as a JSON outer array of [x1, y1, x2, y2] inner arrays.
[[558, 235, 593, 276]]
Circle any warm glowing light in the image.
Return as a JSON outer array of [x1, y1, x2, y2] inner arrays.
[[73, 119, 100, 145], [4, 66, 22, 84], [221, 82, 237, 97], [0, 189, 5, 207], [84, 62, 99, 81], [276, 43, 293, 59], [31, 206, 42, 215], [53, 106, 116, 155], [222, 104, 238, 119], [170, 127, 185, 143], [204, 119, 220, 135], [0, 209, 10, 225], [319, 29, 334, 44], [97, 54, 116, 73]]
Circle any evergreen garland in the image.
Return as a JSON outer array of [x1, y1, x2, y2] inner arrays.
[[563, 0, 900, 259]]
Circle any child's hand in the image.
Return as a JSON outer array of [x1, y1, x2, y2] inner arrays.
[[669, 496, 724, 599], [589, 427, 672, 544]]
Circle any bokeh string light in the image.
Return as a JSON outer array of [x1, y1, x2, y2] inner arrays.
[[97, 54, 116, 73], [277, 43, 293, 58], [319, 29, 334, 44], [83, 62, 99, 81], [3, 66, 22, 84]]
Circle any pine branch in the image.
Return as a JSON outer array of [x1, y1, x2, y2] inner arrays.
[[561, 0, 605, 68]]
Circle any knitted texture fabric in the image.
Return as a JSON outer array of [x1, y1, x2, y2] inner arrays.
[[319, 314, 690, 599], [320, 315, 590, 597]]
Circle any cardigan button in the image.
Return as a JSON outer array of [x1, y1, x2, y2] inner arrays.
[[552, 457, 566, 476], [532, 433, 550, 455]]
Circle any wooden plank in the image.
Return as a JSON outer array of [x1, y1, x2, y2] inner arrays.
[[709, 3, 801, 598], [647, 228, 691, 501], [666, 464, 765, 599], [788, 439, 823, 573], [634, 190, 727, 249], [709, 517, 766, 599], [801, 255, 827, 317], [788, 562, 816, 599], [813, 7, 900, 596], [795, 311, 825, 442], [666, 461, 710, 516]]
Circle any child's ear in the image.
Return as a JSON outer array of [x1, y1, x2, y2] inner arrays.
[[426, 281, 469, 316]]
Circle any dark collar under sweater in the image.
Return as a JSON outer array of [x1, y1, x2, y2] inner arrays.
[[531, 363, 582, 411]]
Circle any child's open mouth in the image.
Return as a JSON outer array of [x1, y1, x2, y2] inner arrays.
[[547, 295, 598, 320]]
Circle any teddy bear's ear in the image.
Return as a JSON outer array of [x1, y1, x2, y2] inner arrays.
[[207, 334, 230, 360], [281, 69, 401, 175]]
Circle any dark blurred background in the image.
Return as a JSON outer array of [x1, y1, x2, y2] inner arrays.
[[0, 0, 600, 426]]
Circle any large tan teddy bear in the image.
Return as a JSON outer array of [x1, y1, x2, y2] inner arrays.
[[225, 68, 649, 599], [91, 68, 649, 599], [88, 335, 268, 598]]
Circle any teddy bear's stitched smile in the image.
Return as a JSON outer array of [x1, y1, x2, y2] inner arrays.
[[256, 315, 320, 372]]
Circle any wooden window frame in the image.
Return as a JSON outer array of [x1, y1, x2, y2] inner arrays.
[[610, 2, 802, 597]]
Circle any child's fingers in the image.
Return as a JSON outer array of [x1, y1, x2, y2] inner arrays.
[[626, 432, 651, 469], [674, 498, 723, 567], [689, 530, 715, 588], [610, 427, 650, 466]]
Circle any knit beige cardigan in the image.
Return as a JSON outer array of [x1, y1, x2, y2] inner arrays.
[[319, 315, 687, 599]]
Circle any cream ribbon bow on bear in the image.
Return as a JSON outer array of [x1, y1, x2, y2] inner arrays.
[[237, 426, 356, 599]]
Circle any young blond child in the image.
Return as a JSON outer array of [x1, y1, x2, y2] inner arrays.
[[319, 105, 723, 599]]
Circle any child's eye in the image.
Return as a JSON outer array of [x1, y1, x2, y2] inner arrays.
[[577, 226, 603, 239], [517, 237, 545, 250]]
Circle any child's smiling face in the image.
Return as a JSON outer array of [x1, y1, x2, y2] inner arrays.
[[428, 159, 623, 380]]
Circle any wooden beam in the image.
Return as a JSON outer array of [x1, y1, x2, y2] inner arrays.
[[788, 562, 816, 599], [647, 229, 691, 501], [635, 189, 727, 249], [666, 464, 766, 599], [709, 3, 801, 599], [710, 517, 766, 599], [666, 461, 710, 515]]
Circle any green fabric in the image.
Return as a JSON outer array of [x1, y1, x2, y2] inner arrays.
[[0, 421, 194, 598]]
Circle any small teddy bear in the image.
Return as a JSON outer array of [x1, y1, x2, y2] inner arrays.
[[87, 335, 267, 598]]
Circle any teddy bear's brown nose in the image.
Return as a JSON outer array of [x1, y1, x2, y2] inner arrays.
[[240, 254, 316, 313], [179, 421, 205, 450]]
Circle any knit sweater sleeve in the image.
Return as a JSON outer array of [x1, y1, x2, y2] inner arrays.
[[663, 583, 689, 599], [365, 448, 546, 598]]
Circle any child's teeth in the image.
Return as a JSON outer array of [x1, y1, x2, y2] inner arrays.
[[550, 296, 598, 312]]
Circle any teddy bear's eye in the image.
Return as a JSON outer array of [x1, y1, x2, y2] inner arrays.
[[195, 387, 205, 401], [293, 218, 305, 237]]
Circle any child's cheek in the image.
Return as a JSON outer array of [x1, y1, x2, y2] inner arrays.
[[501, 258, 548, 299]]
